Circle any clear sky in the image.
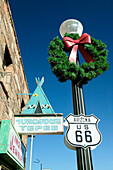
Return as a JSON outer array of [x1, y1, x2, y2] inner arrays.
[[8, 0, 113, 170]]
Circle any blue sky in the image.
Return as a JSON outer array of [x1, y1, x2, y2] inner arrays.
[[8, 0, 113, 170]]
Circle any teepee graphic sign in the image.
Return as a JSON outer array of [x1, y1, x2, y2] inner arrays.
[[21, 77, 55, 114], [14, 77, 64, 135]]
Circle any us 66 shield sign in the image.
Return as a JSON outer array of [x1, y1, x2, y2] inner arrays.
[[64, 114, 102, 150]]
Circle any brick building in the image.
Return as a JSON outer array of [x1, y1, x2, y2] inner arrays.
[[0, 0, 30, 169]]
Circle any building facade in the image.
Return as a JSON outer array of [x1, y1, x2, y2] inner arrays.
[[0, 0, 30, 169]]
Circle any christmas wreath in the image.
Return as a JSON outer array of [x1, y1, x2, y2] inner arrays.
[[48, 33, 109, 85]]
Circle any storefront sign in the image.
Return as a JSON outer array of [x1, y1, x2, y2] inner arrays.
[[14, 114, 64, 135], [0, 120, 25, 170], [64, 114, 102, 150], [7, 124, 25, 167]]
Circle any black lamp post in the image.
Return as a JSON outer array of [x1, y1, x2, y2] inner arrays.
[[59, 19, 93, 170]]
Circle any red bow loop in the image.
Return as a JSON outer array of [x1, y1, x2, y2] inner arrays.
[[63, 33, 94, 63], [78, 33, 91, 44]]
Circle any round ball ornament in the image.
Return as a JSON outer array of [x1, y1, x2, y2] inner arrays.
[[48, 33, 109, 85]]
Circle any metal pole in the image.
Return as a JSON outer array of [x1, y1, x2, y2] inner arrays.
[[40, 162, 42, 170], [29, 135, 34, 170], [71, 56, 93, 170]]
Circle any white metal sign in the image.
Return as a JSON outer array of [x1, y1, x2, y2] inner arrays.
[[7, 124, 24, 168], [14, 115, 64, 135], [64, 114, 102, 150]]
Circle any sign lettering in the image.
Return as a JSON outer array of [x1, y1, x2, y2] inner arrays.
[[64, 114, 102, 150], [8, 124, 24, 167], [14, 115, 64, 135]]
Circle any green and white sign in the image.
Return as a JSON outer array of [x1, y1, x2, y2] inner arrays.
[[14, 114, 64, 135], [0, 120, 25, 170]]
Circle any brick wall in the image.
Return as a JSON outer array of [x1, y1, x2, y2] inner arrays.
[[0, 0, 30, 169]]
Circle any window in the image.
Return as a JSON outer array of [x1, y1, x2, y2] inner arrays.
[[20, 99, 25, 113], [3, 45, 12, 70]]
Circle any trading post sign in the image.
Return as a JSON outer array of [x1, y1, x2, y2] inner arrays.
[[64, 114, 102, 150], [0, 120, 25, 170], [14, 114, 64, 135], [8, 123, 25, 167]]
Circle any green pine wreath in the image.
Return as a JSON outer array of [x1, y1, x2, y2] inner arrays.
[[48, 33, 109, 85]]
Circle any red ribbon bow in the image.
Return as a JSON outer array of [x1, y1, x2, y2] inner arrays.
[[63, 33, 95, 63]]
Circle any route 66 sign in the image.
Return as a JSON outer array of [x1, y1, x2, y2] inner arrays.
[[64, 114, 102, 150]]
